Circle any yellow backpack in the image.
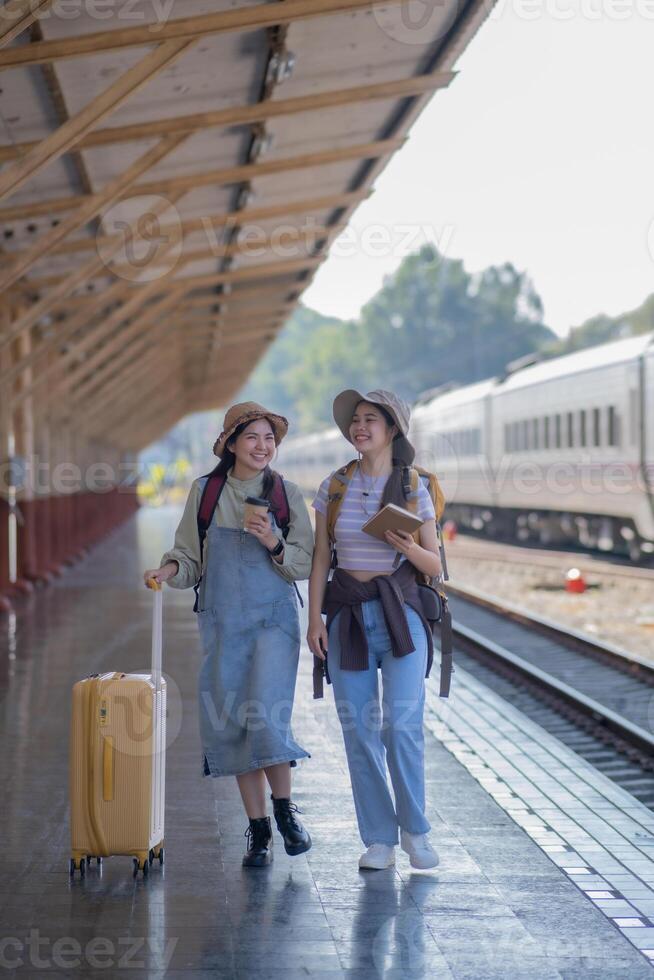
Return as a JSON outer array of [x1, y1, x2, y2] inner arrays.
[[325, 459, 448, 579]]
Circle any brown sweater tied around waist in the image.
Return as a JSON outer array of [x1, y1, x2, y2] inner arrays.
[[313, 560, 434, 699]]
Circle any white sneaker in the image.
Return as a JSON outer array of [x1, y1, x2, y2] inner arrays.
[[358, 843, 396, 870], [400, 831, 439, 869]]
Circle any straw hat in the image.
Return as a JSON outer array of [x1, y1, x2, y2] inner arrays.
[[332, 388, 415, 464], [213, 401, 289, 458]]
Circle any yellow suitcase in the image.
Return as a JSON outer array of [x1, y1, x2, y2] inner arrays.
[[69, 580, 166, 876]]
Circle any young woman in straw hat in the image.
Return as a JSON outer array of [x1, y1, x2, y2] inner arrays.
[[144, 402, 313, 868], [308, 389, 442, 871]]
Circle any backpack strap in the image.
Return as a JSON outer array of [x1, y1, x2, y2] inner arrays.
[[268, 471, 291, 538], [268, 472, 305, 607], [325, 459, 358, 566], [197, 469, 226, 556], [193, 468, 226, 612], [402, 466, 422, 545], [193, 469, 297, 611]]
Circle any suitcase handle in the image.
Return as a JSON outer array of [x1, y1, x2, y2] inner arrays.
[[146, 579, 163, 691]]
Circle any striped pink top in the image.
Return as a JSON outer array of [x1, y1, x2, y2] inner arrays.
[[312, 465, 434, 572]]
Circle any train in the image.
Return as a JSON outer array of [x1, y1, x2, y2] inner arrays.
[[276, 332, 654, 560]]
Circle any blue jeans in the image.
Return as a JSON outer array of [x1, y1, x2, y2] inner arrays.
[[327, 598, 431, 847]]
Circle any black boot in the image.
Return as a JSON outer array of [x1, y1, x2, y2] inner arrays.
[[271, 795, 312, 856], [242, 816, 273, 868]]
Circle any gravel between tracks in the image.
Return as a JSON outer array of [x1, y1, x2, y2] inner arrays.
[[446, 540, 654, 663]]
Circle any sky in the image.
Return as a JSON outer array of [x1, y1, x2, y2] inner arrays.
[[301, 3, 654, 338]]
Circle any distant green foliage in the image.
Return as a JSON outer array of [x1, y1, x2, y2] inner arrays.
[[546, 293, 654, 355], [240, 244, 557, 430], [237, 305, 347, 429], [357, 246, 553, 405], [144, 245, 653, 465]]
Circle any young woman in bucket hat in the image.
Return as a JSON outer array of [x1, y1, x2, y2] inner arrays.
[[308, 390, 442, 870], [144, 402, 313, 868]]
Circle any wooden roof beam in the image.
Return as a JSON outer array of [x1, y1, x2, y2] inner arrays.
[[0, 0, 54, 47], [0, 191, 184, 356], [56, 284, 186, 401], [0, 132, 187, 293], [0, 72, 454, 163], [0, 137, 401, 224], [0, 40, 194, 203], [0, 190, 368, 262], [4, 253, 313, 390], [112, 388, 184, 452], [62, 289, 186, 412], [71, 327, 184, 433], [0, 0, 405, 69], [83, 358, 183, 444]]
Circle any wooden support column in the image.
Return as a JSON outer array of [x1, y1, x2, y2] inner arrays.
[[0, 299, 13, 609], [10, 307, 39, 592]]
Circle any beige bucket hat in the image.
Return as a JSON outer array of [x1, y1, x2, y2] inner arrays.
[[332, 388, 415, 465], [213, 401, 289, 458]]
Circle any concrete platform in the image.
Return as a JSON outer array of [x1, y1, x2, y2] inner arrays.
[[0, 506, 652, 978]]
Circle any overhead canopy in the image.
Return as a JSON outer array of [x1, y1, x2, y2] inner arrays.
[[0, 0, 493, 452]]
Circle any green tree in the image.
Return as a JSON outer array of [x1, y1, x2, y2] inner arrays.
[[359, 245, 554, 401], [549, 292, 654, 354], [238, 305, 343, 427], [284, 318, 374, 430]]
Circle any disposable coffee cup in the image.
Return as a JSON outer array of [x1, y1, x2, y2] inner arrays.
[[244, 495, 270, 528]]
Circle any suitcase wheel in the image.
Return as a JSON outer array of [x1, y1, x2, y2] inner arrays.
[[151, 843, 164, 865], [133, 856, 149, 876], [69, 856, 86, 876]]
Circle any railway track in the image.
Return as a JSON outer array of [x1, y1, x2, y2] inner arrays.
[[445, 583, 654, 807], [444, 534, 654, 583]]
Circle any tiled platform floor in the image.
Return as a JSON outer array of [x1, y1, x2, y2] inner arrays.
[[0, 505, 651, 978]]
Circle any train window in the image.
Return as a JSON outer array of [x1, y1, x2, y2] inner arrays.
[[530, 418, 538, 450], [543, 417, 550, 449], [592, 407, 601, 447], [521, 419, 529, 451], [555, 414, 562, 449], [579, 409, 587, 447], [607, 405, 619, 447], [628, 389, 638, 446], [474, 428, 480, 453], [504, 423, 510, 452], [566, 412, 574, 448]]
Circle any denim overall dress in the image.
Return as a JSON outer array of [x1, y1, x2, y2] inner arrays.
[[195, 488, 310, 778]]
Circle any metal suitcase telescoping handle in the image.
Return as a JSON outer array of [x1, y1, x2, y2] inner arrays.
[[146, 579, 163, 691]]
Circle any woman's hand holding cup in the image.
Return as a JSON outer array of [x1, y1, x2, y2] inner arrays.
[[245, 512, 278, 550], [243, 496, 278, 550]]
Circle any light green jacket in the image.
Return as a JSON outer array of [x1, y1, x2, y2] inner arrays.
[[160, 469, 314, 588]]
